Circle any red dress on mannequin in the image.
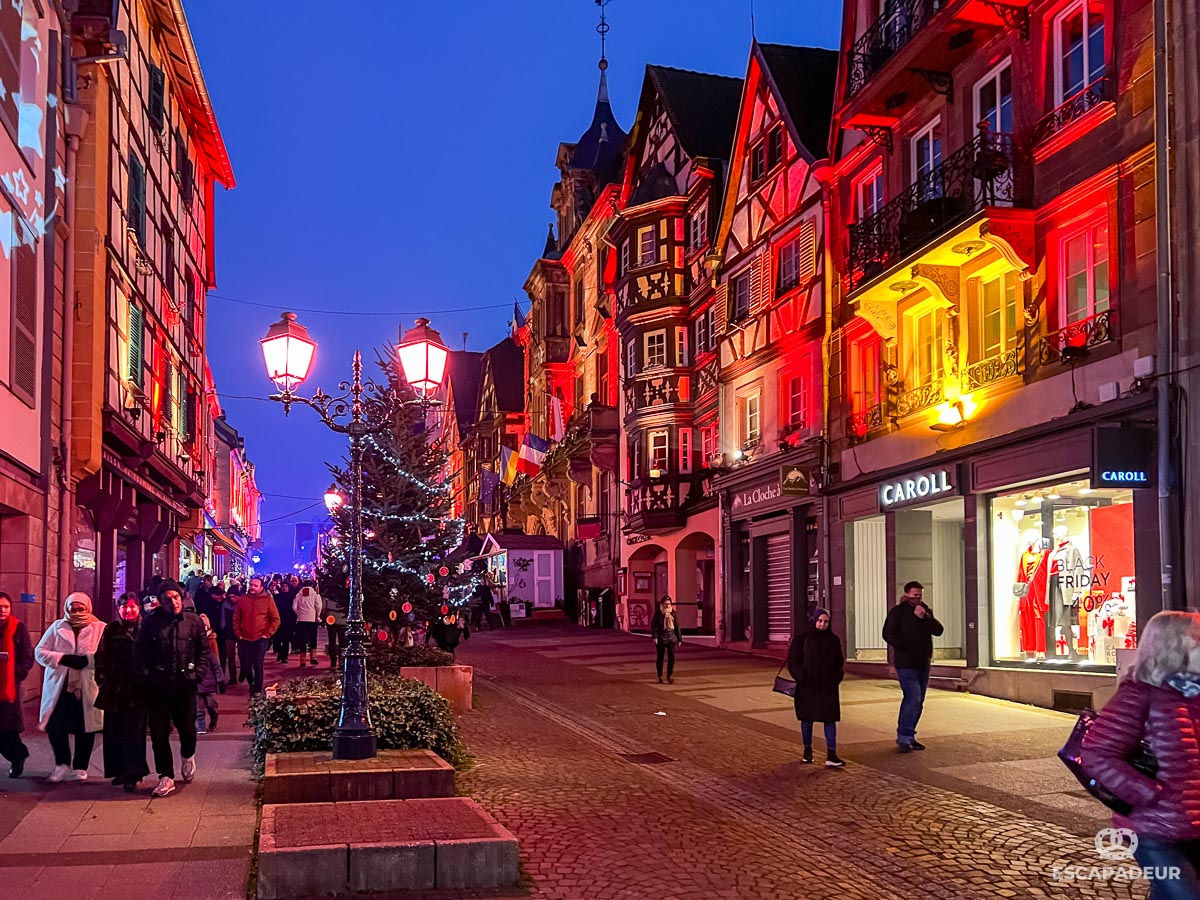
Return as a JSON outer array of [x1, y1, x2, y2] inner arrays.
[[1017, 548, 1049, 653]]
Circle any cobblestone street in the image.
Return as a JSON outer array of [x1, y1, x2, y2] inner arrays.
[[451, 623, 1146, 900]]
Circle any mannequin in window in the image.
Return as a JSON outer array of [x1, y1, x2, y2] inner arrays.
[[1048, 525, 1087, 660], [1014, 529, 1048, 660]]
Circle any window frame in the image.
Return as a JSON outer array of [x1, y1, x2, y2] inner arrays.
[[911, 117, 943, 199], [731, 271, 751, 322], [1057, 212, 1111, 328], [784, 369, 809, 429], [848, 331, 882, 415], [974, 58, 1014, 135], [620, 239, 630, 276], [739, 390, 761, 446], [637, 225, 657, 267], [854, 162, 884, 222], [976, 269, 1021, 361], [644, 329, 667, 369], [701, 423, 718, 466], [906, 304, 947, 388], [1053, 0, 1106, 106], [675, 327, 689, 366], [688, 205, 708, 251], [626, 339, 637, 378], [679, 428, 693, 475], [648, 429, 669, 475]]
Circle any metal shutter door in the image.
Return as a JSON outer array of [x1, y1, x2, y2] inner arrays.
[[766, 534, 792, 642]]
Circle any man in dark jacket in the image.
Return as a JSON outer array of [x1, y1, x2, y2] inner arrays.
[[134, 580, 211, 797], [882, 580, 944, 753]]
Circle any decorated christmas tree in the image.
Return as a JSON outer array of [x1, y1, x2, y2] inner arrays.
[[316, 355, 476, 637]]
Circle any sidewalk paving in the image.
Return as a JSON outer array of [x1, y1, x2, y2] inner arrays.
[[0, 656, 320, 900]]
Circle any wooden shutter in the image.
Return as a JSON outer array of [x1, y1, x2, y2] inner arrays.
[[0, 1, 20, 139], [163, 357, 174, 427], [185, 387, 197, 445], [148, 64, 166, 132], [713, 282, 729, 335], [128, 302, 144, 388], [750, 250, 772, 316], [798, 220, 817, 286], [128, 156, 146, 244], [10, 215, 37, 406]]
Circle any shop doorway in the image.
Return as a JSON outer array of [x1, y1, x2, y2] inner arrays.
[[676, 532, 716, 635], [919, 498, 966, 663], [765, 534, 792, 642], [847, 515, 887, 661], [628, 544, 667, 632]]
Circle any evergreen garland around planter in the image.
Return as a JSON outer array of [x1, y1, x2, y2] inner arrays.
[[246, 674, 468, 776], [367, 644, 456, 673]]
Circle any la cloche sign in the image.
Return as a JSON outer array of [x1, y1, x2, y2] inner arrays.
[[878, 465, 960, 511]]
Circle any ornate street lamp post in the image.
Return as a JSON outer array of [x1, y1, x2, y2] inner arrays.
[[260, 312, 448, 760]]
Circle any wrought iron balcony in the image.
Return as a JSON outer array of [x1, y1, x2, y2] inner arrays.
[[1037, 310, 1114, 365], [1031, 77, 1111, 147], [848, 402, 887, 441], [963, 346, 1021, 390], [846, 128, 1027, 294], [893, 381, 944, 418], [846, 0, 944, 100]]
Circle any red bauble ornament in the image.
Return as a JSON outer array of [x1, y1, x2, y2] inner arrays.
[[440, 605, 449, 615], [438, 566, 449, 577], [401, 602, 413, 613], [425, 573, 435, 584]]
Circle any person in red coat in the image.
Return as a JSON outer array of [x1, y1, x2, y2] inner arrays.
[[1082, 610, 1200, 898]]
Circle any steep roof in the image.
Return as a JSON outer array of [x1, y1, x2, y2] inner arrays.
[[756, 44, 839, 160], [445, 351, 484, 440], [482, 337, 525, 414], [568, 65, 628, 181], [645, 65, 743, 162]]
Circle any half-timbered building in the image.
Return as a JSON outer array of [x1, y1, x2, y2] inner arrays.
[[709, 43, 838, 649], [609, 64, 742, 635]]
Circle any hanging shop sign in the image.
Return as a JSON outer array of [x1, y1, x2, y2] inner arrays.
[[879, 465, 959, 510], [781, 464, 814, 497], [1092, 426, 1154, 489]]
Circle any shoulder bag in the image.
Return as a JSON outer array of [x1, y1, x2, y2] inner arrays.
[[1057, 707, 1158, 815], [772, 660, 796, 698]]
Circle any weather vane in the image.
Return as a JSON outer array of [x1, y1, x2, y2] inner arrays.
[[596, 0, 611, 69]]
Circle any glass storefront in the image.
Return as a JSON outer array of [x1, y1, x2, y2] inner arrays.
[[990, 476, 1136, 668]]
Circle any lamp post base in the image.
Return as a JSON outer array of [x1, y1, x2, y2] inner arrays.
[[332, 730, 378, 761]]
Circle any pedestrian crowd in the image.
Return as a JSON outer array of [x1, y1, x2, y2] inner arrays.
[[0, 568, 342, 799]]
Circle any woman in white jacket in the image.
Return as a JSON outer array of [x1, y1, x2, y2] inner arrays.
[[35, 592, 105, 782], [291, 580, 324, 668]]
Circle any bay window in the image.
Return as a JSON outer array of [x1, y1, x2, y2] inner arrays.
[[638, 225, 656, 267], [649, 430, 669, 475], [644, 330, 667, 369]]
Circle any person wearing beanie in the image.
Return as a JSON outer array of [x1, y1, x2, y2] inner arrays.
[[95, 593, 151, 791], [134, 579, 212, 797], [787, 607, 846, 767], [35, 592, 105, 782]]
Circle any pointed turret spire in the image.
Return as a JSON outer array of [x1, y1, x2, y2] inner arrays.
[[543, 223, 557, 257], [568, 0, 626, 178]]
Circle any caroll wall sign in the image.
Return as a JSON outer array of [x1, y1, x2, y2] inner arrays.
[[879, 466, 958, 510]]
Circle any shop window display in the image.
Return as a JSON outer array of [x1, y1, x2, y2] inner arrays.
[[990, 478, 1136, 668]]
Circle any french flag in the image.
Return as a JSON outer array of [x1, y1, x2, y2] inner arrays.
[[516, 433, 550, 477]]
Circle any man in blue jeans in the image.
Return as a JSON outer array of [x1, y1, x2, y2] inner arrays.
[[882, 581, 944, 753]]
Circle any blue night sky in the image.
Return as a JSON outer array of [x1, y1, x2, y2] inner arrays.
[[186, 0, 842, 570]]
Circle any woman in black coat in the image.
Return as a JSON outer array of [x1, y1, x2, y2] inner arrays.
[[787, 607, 845, 768], [650, 596, 682, 684], [94, 593, 151, 791], [0, 592, 35, 777]]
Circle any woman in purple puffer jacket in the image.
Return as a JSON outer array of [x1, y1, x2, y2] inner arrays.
[[1082, 610, 1200, 899]]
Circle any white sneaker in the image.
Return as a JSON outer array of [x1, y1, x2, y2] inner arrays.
[[152, 776, 176, 797], [65, 768, 89, 782], [47, 764, 70, 783], [180, 757, 196, 783]]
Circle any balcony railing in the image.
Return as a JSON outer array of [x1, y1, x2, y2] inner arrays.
[[1037, 310, 1114, 365], [894, 381, 943, 418], [846, 0, 944, 100], [1031, 77, 1110, 146], [848, 402, 886, 440], [963, 346, 1021, 390], [846, 128, 1026, 294]]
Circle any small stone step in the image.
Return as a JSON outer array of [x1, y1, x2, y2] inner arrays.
[[258, 797, 519, 898], [263, 749, 455, 804]]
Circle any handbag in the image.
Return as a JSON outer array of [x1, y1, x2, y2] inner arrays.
[[772, 661, 796, 698], [1057, 708, 1158, 815]]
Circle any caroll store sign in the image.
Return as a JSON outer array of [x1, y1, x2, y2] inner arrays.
[[879, 466, 959, 510]]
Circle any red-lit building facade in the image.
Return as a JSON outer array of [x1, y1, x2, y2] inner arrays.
[[437, 350, 484, 520], [68, 0, 233, 615], [825, 0, 1161, 706], [708, 45, 839, 650], [610, 65, 742, 635], [206, 414, 261, 577]]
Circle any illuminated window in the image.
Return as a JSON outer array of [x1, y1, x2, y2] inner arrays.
[[739, 392, 761, 445], [849, 333, 882, 414], [638, 226, 656, 266], [786, 371, 809, 428], [855, 164, 884, 221], [1059, 214, 1110, 326], [644, 330, 667, 369], [908, 307, 946, 387], [649, 431, 669, 473], [978, 271, 1020, 360], [975, 59, 1013, 134], [679, 428, 692, 474], [731, 271, 751, 322], [777, 223, 815, 295], [1055, 1, 1105, 105], [675, 327, 688, 366], [626, 338, 637, 377], [701, 424, 718, 465], [688, 206, 708, 251]]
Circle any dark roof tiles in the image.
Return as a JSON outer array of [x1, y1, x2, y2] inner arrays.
[[756, 44, 839, 160]]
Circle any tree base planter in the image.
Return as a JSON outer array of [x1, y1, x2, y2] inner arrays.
[[257, 798, 519, 898], [263, 749, 455, 804], [400, 664, 472, 710]]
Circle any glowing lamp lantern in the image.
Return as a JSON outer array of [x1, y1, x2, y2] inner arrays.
[[324, 483, 344, 513], [396, 317, 449, 396], [260, 312, 316, 392]]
